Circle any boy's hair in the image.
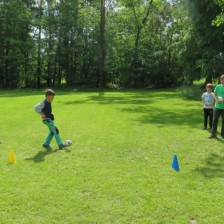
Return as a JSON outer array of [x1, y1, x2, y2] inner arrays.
[[220, 74, 224, 80], [45, 89, 55, 97], [206, 83, 213, 88]]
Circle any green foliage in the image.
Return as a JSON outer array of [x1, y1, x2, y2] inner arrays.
[[213, 0, 224, 27], [0, 0, 34, 87], [0, 0, 224, 88], [180, 0, 224, 84]]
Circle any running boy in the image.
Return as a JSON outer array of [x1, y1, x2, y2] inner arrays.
[[201, 83, 215, 130], [209, 74, 224, 138], [34, 89, 68, 149]]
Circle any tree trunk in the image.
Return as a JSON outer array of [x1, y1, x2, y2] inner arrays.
[[131, 0, 153, 87], [99, 0, 106, 88], [36, 0, 43, 88]]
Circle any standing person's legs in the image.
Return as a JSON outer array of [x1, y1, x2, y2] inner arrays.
[[208, 109, 213, 129], [43, 120, 63, 146], [220, 109, 224, 137], [210, 108, 221, 137], [203, 108, 208, 129]]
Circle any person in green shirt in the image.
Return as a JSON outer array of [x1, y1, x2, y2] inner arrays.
[[209, 74, 224, 138]]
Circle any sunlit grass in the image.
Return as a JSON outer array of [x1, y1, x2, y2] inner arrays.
[[0, 87, 224, 223]]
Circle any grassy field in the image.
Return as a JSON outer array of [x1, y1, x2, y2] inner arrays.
[[0, 86, 224, 224]]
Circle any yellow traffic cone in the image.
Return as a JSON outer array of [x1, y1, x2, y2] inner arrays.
[[9, 150, 16, 164]]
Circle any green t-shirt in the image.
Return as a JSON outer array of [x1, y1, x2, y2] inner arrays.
[[215, 84, 224, 109]]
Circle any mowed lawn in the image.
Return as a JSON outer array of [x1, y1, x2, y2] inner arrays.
[[0, 87, 224, 224]]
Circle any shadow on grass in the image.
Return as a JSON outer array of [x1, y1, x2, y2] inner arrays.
[[0, 89, 41, 97], [24, 148, 57, 163], [64, 89, 184, 105], [118, 106, 201, 128], [24, 148, 71, 163], [195, 152, 224, 178], [65, 95, 155, 105], [0, 88, 80, 97], [1, 87, 203, 128], [64, 89, 202, 128], [0, 85, 204, 101]]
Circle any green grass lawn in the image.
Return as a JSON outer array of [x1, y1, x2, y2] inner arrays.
[[0, 87, 224, 223]]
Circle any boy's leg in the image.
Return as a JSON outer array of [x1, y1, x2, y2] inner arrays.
[[210, 108, 220, 137], [220, 110, 224, 137], [209, 109, 213, 129], [203, 108, 208, 129], [43, 120, 63, 146], [43, 131, 54, 146]]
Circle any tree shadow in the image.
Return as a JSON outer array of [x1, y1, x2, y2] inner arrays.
[[195, 152, 224, 178], [118, 106, 202, 128], [64, 89, 182, 105], [0, 89, 41, 97], [64, 89, 203, 127], [65, 96, 155, 105]]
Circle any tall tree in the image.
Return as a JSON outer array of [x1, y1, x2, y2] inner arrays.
[[35, 0, 44, 88], [0, 0, 33, 88], [99, 0, 106, 88], [57, 0, 80, 86], [182, 0, 224, 84]]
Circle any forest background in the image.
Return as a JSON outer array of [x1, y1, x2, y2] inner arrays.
[[1, 0, 224, 89]]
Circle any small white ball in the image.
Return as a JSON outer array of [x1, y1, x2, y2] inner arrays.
[[65, 140, 72, 145]]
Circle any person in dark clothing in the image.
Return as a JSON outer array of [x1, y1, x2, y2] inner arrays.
[[34, 89, 69, 149]]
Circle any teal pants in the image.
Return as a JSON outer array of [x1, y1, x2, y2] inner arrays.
[[43, 119, 62, 146]]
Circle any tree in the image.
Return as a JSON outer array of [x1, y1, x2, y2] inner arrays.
[[99, 0, 106, 88], [0, 0, 34, 88], [181, 0, 224, 84], [1, 0, 223, 89]]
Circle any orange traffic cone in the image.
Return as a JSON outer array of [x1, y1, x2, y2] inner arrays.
[[9, 150, 16, 164]]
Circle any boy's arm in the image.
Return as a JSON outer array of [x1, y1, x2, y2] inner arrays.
[[212, 93, 216, 103], [34, 100, 45, 114], [201, 94, 205, 104], [34, 100, 46, 119], [210, 93, 216, 106], [214, 91, 223, 103]]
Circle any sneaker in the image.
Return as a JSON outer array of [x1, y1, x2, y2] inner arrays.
[[42, 144, 51, 149], [59, 144, 68, 150], [209, 134, 217, 139]]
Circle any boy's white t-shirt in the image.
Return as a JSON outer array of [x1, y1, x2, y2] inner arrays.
[[201, 92, 214, 109]]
